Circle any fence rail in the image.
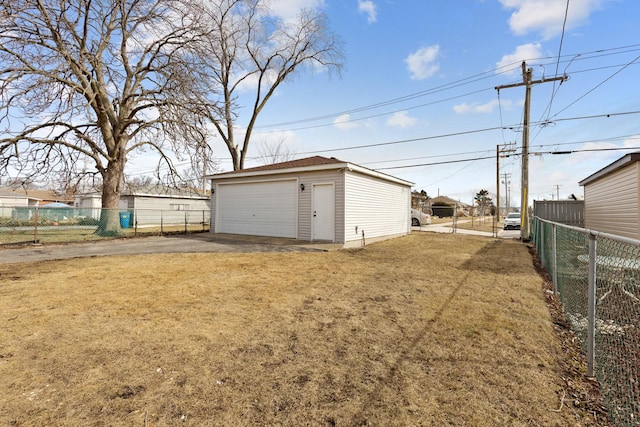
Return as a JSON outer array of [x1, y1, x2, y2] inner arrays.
[[0, 206, 211, 245], [532, 217, 640, 426]]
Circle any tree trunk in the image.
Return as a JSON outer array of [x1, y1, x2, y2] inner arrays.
[[95, 159, 126, 236]]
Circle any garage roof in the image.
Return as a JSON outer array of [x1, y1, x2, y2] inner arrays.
[[579, 151, 640, 186], [208, 156, 414, 187]]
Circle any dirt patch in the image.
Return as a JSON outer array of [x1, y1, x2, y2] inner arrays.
[[0, 233, 606, 426]]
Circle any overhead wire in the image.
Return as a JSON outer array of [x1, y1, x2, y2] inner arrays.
[[374, 145, 640, 172], [550, 54, 640, 119], [125, 44, 640, 177], [252, 43, 640, 134]]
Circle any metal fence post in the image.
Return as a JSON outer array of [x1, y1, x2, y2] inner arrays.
[[33, 206, 39, 244], [540, 220, 545, 267], [551, 224, 558, 294], [587, 233, 597, 377]]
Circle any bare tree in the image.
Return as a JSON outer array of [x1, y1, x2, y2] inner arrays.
[[256, 137, 297, 165], [187, 0, 344, 170], [0, 0, 211, 234]]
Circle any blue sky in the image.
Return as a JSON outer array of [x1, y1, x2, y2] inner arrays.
[[204, 0, 640, 206]]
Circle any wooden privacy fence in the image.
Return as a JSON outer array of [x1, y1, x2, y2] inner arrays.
[[533, 200, 584, 227]]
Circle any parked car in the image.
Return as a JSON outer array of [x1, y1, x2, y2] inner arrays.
[[503, 212, 521, 230], [411, 208, 431, 226]]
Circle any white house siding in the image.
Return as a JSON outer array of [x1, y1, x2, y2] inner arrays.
[[127, 196, 210, 227], [584, 162, 640, 240], [0, 196, 29, 207], [344, 171, 411, 246], [74, 195, 102, 219], [0, 195, 29, 218]]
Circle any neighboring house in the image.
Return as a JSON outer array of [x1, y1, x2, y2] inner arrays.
[[430, 195, 473, 217], [74, 186, 210, 227], [0, 189, 42, 219], [0, 189, 40, 208], [207, 156, 413, 248], [579, 151, 640, 240], [0, 188, 72, 206], [411, 191, 432, 213]]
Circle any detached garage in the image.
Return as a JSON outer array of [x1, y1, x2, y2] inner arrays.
[[208, 156, 413, 247], [579, 151, 640, 240]]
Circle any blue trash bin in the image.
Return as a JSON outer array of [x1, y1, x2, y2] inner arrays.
[[119, 212, 131, 228]]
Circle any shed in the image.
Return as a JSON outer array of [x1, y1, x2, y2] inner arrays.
[[74, 186, 210, 227], [208, 156, 414, 247], [579, 151, 640, 240]]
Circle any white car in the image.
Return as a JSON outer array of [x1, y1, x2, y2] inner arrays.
[[411, 208, 431, 226], [503, 212, 521, 230]]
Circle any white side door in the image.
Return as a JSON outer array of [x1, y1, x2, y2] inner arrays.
[[312, 183, 335, 241]]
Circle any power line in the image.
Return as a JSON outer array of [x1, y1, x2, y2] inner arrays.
[[373, 145, 640, 172], [294, 110, 640, 156], [551, 54, 640, 119], [251, 43, 640, 133]]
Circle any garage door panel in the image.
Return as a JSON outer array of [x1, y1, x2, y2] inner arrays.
[[217, 180, 297, 238]]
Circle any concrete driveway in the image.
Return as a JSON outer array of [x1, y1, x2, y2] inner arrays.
[[0, 233, 342, 265], [412, 220, 522, 239]]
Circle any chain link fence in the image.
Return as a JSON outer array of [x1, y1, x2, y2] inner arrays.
[[0, 206, 210, 246], [532, 217, 640, 426]]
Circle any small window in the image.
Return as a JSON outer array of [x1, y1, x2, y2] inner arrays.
[[170, 204, 189, 211]]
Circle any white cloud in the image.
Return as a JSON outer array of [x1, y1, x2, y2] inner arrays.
[[358, 0, 377, 24], [234, 69, 279, 92], [333, 113, 359, 130], [496, 43, 542, 75], [405, 45, 440, 80], [268, 0, 325, 22], [453, 99, 516, 114], [499, 0, 606, 40], [386, 111, 418, 127]]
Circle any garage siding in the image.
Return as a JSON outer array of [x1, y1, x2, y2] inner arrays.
[[584, 162, 640, 239], [344, 171, 411, 243]]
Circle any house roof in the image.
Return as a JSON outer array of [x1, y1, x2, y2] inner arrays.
[[579, 151, 640, 186], [0, 188, 61, 202], [215, 156, 344, 175], [121, 184, 209, 199], [431, 195, 471, 207], [76, 185, 209, 200], [208, 155, 414, 187]]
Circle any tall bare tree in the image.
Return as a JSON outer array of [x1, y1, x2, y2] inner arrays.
[[0, 0, 211, 234], [187, 0, 344, 170], [256, 137, 296, 165]]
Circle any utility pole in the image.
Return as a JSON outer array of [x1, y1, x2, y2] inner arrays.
[[501, 173, 512, 213], [495, 61, 567, 240], [496, 143, 517, 219], [554, 184, 561, 200]]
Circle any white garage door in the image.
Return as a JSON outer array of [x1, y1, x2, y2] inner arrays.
[[216, 180, 298, 238]]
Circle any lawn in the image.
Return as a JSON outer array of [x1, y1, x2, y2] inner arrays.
[[0, 233, 603, 426]]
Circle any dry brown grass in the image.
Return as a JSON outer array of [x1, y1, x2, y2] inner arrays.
[[455, 216, 500, 233], [0, 233, 602, 426]]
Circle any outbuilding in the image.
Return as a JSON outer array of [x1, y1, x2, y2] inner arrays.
[[208, 156, 413, 247], [579, 151, 640, 240]]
